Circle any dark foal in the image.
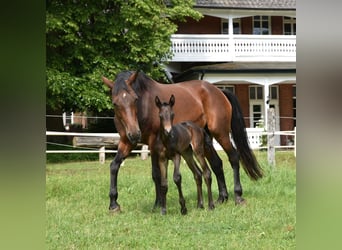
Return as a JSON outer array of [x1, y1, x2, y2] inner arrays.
[[155, 94, 215, 215]]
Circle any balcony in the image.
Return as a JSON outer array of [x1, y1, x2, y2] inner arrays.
[[170, 34, 296, 62]]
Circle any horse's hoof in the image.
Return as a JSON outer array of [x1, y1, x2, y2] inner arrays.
[[161, 209, 167, 215], [235, 197, 247, 205], [216, 195, 228, 204], [197, 204, 204, 209], [152, 200, 161, 212], [181, 207, 188, 215], [109, 206, 121, 214], [208, 204, 215, 210]]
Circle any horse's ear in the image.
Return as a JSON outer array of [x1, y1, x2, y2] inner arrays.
[[169, 94, 175, 107], [126, 71, 139, 87], [155, 96, 162, 108], [102, 76, 114, 89]]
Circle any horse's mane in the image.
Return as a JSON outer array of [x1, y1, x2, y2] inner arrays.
[[132, 71, 153, 96], [113, 70, 153, 97], [113, 70, 132, 95]]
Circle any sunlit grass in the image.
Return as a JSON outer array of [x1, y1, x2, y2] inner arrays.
[[46, 151, 296, 249]]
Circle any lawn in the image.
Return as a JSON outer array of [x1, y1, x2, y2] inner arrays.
[[46, 150, 296, 249]]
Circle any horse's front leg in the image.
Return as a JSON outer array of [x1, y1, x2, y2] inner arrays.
[[158, 151, 169, 215], [109, 141, 132, 213]]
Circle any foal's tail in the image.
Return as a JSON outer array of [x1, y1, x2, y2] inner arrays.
[[221, 90, 263, 180]]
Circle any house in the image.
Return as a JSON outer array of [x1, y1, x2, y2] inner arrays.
[[165, 0, 296, 146]]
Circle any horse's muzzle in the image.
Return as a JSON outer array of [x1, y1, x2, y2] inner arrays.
[[127, 130, 141, 145]]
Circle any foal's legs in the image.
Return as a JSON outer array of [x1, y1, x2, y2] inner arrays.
[[158, 151, 169, 215], [182, 148, 204, 209], [172, 154, 187, 215], [194, 152, 215, 210]]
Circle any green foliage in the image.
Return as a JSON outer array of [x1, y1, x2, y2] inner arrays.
[[46, 0, 202, 112], [46, 151, 296, 249]]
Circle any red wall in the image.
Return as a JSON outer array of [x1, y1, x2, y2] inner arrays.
[[279, 84, 295, 144], [176, 16, 285, 35], [176, 15, 221, 34], [271, 16, 283, 35], [235, 84, 250, 127]]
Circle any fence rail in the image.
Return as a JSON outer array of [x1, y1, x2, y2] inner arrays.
[[46, 129, 295, 154]]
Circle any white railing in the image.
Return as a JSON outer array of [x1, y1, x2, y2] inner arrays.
[[170, 34, 296, 62]]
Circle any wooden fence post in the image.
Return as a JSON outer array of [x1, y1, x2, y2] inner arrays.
[[267, 108, 276, 166], [141, 145, 149, 160], [99, 146, 105, 164]]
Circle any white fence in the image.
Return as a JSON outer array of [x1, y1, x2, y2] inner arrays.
[[46, 128, 295, 159]]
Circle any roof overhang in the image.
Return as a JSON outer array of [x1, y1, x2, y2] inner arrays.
[[172, 62, 296, 83], [196, 8, 296, 19]]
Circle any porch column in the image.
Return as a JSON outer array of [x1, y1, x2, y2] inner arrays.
[[228, 16, 235, 60], [264, 82, 270, 130]]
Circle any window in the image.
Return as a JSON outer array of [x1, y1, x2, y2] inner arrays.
[[253, 16, 271, 35], [249, 85, 263, 100], [284, 17, 296, 35], [221, 18, 241, 34], [62, 111, 74, 130], [218, 85, 235, 94], [270, 85, 278, 100]]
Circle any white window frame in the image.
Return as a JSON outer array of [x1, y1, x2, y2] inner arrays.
[[217, 85, 235, 94], [253, 16, 271, 35], [283, 17, 296, 35], [62, 111, 74, 127]]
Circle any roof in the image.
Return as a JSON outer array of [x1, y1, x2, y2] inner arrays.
[[193, 0, 296, 10]]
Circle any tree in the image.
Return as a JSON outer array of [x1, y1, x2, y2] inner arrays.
[[46, 0, 202, 113]]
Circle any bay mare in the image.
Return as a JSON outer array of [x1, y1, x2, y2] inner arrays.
[[102, 70, 263, 212]]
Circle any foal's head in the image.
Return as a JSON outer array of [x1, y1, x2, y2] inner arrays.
[[102, 71, 141, 145], [155, 95, 175, 135]]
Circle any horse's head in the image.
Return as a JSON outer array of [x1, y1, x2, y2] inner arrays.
[[155, 94, 175, 136], [102, 71, 141, 145]]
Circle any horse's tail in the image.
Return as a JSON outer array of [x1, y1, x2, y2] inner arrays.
[[221, 89, 263, 180]]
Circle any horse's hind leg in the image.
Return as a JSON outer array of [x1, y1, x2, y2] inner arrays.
[[173, 154, 187, 215], [203, 132, 229, 203], [182, 149, 204, 209], [215, 135, 245, 205], [228, 148, 245, 205]]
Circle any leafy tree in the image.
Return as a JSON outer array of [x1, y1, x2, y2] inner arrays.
[[46, 0, 202, 113]]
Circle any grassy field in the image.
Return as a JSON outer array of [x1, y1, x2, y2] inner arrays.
[[46, 151, 296, 249]]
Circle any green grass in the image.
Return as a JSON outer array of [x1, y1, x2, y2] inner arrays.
[[46, 151, 296, 249]]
